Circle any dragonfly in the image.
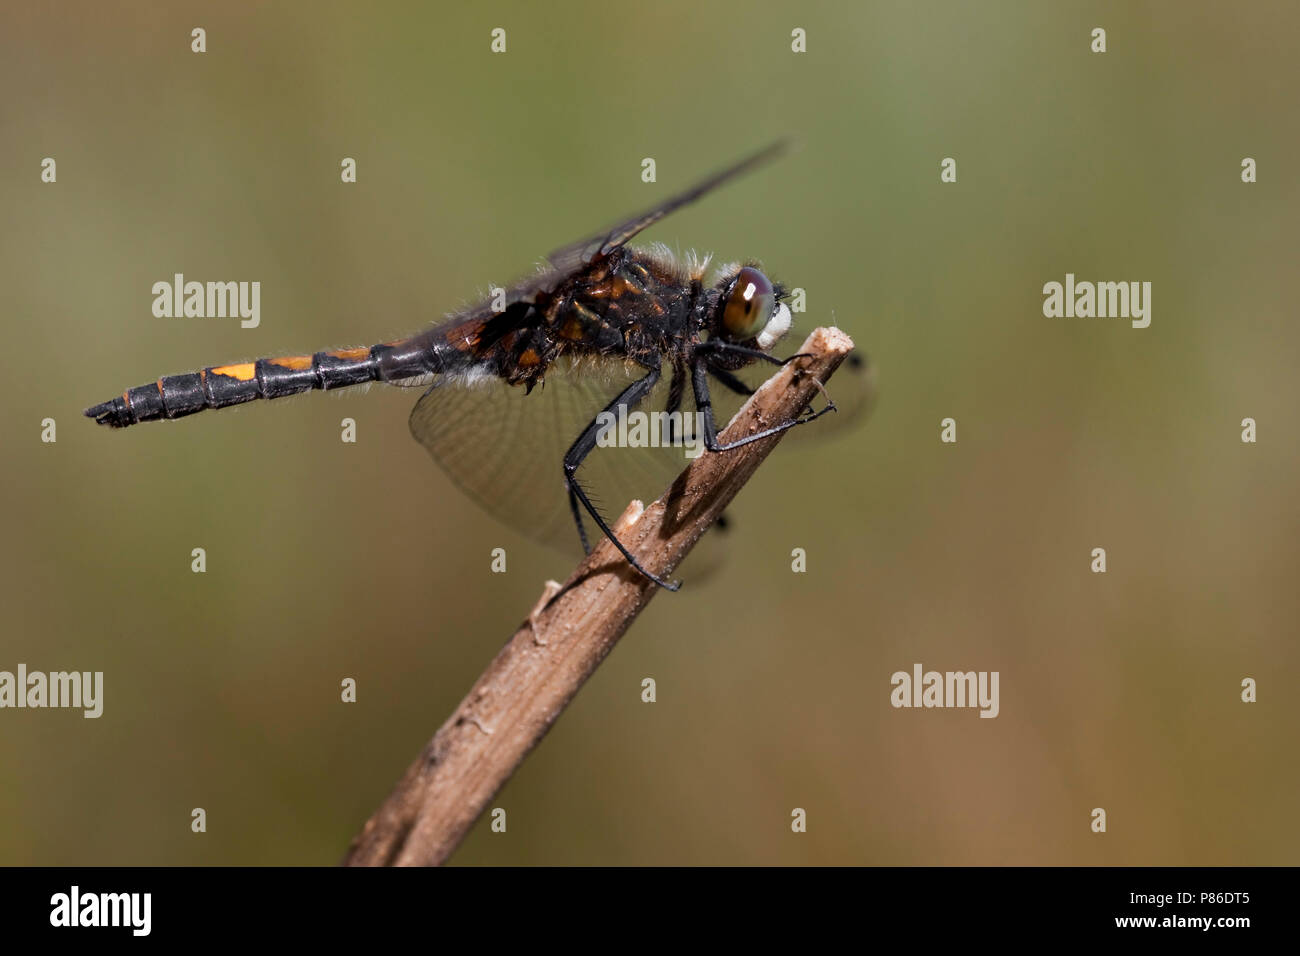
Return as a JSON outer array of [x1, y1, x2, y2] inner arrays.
[[86, 141, 871, 590]]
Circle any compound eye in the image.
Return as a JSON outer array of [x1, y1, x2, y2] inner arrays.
[[722, 267, 775, 340]]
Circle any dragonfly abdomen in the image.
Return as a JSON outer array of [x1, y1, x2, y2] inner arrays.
[[85, 341, 441, 428]]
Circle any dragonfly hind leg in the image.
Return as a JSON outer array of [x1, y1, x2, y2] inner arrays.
[[562, 363, 680, 591]]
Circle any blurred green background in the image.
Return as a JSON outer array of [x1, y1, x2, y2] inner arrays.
[[1, 1, 1296, 865]]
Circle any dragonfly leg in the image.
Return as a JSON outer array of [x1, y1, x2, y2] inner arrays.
[[663, 367, 686, 445], [707, 366, 755, 398], [695, 340, 786, 367], [567, 487, 592, 555], [563, 363, 680, 591], [692, 357, 835, 453]]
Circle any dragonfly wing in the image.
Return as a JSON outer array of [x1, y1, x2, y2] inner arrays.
[[408, 356, 718, 558], [546, 140, 790, 273]]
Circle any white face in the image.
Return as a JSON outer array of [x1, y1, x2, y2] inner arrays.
[[757, 301, 792, 350]]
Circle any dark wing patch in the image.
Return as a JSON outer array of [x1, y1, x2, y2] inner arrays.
[[546, 139, 791, 273]]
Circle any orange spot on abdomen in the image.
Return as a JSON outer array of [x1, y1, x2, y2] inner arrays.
[[328, 347, 370, 361], [210, 363, 257, 381], [269, 355, 313, 370]]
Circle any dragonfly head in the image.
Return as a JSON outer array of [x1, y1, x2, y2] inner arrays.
[[712, 265, 791, 353]]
